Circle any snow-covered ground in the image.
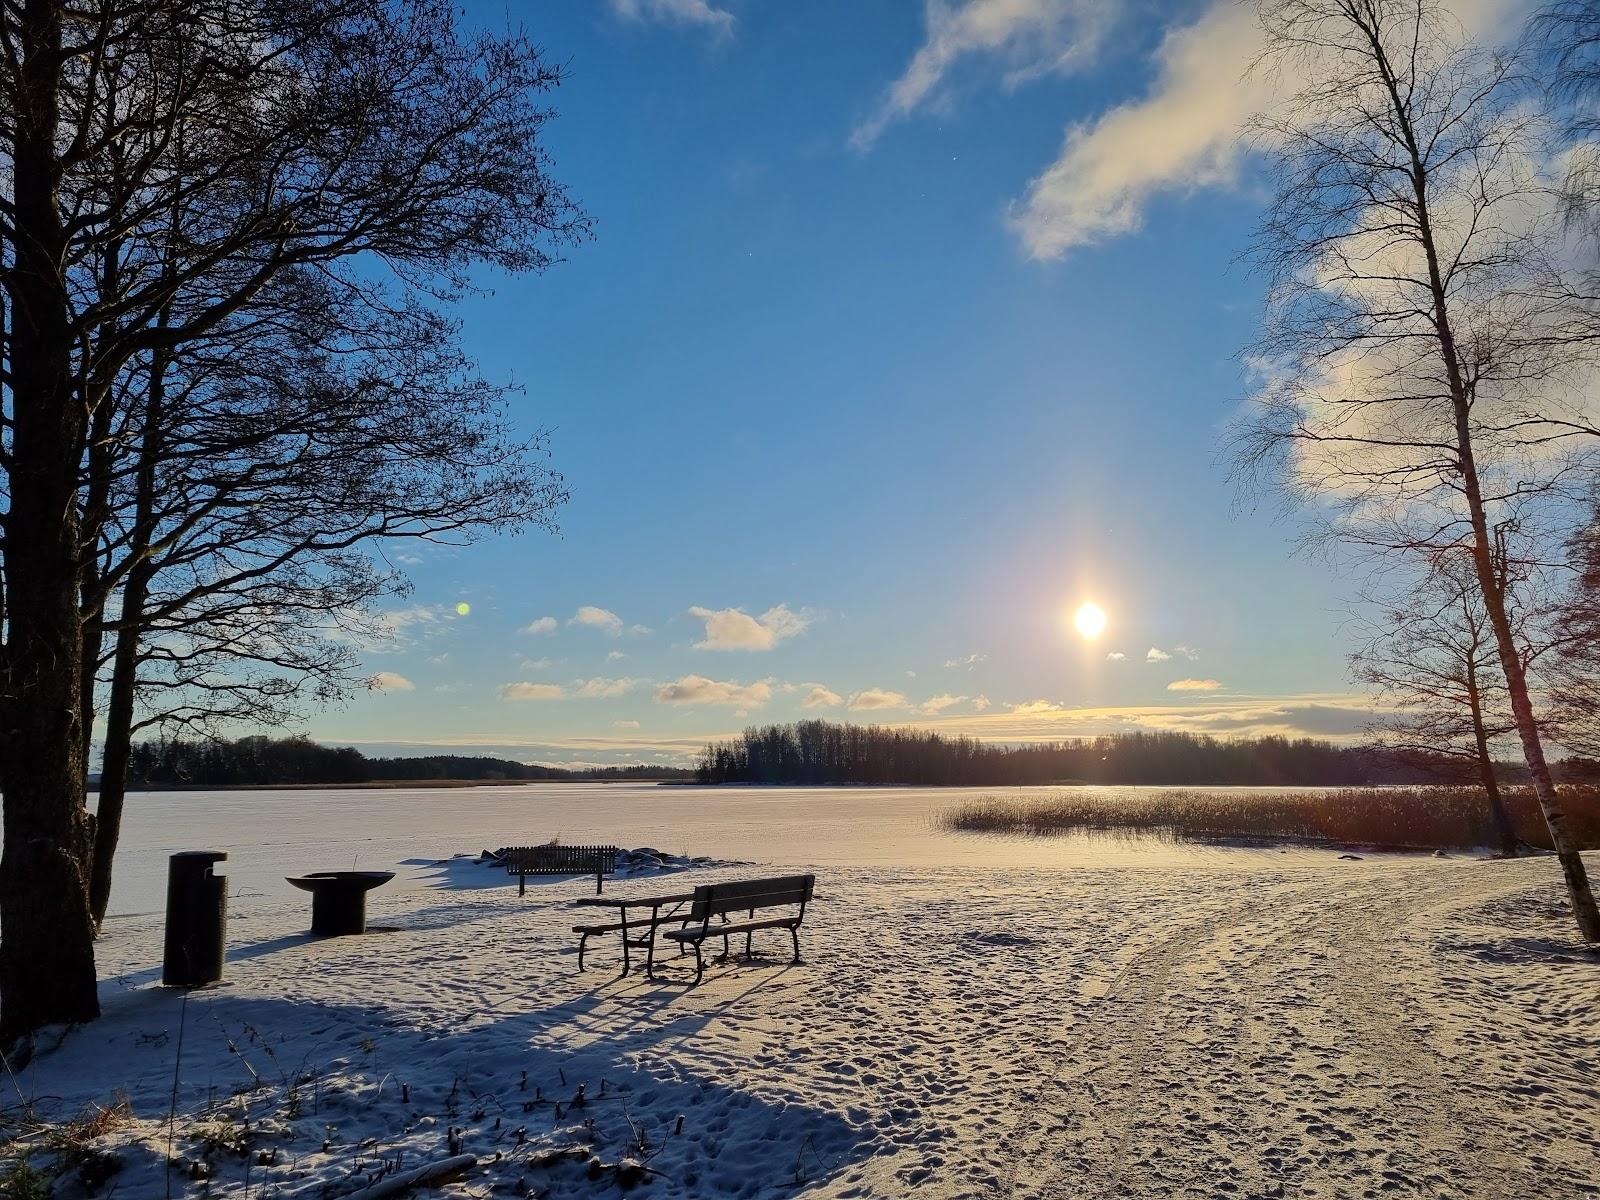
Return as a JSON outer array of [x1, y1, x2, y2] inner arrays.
[[11, 785, 1599, 1200]]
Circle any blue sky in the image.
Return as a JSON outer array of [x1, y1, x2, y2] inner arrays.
[[319, 0, 1443, 765]]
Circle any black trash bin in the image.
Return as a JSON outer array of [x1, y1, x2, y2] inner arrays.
[[162, 851, 227, 987]]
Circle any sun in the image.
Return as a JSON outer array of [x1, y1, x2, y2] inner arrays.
[[1073, 601, 1107, 640]]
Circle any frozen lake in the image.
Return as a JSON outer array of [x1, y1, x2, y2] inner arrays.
[[93, 782, 1352, 915]]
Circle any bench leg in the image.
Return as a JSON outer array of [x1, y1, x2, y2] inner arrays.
[[577, 932, 589, 972], [691, 941, 704, 986], [595, 872, 603, 896], [519, 874, 526, 898], [790, 924, 802, 964], [744, 930, 754, 961]]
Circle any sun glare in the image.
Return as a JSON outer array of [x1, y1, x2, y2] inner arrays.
[[1073, 601, 1107, 640]]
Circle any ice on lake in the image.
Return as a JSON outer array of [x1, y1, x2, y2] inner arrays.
[[95, 782, 1351, 917]]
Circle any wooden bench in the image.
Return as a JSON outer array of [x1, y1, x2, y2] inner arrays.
[[662, 875, 815, 984], [499, 844, 620, 895]]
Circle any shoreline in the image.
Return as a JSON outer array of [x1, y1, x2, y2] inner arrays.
[[107, 778, 685, 792]]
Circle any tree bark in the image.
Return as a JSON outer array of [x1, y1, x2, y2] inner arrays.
[[88, 333, 167, 931], [0, 0, 102, 1042], [88, 565, 149, 930], [1352, 12, 1600, 940], [1465, 657, 1518, 857], [1383, 71, 1599, 939]]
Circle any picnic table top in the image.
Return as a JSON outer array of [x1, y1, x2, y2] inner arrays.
[[573, 889, 695, 909]]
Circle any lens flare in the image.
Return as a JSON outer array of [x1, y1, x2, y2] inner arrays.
[[1073, 602, 1107, 640], [455, 602, 472, 616]]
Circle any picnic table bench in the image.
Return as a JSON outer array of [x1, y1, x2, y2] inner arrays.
[[572, 890, 694, 978], [501, 844, 619, 895], [573, 874, 815, 984]]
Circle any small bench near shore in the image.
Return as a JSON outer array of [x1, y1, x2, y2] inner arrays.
[[500, 844, 619, 895]]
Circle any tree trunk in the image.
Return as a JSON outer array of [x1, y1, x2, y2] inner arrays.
[[1465, 660, 1518, 857], [1412, 164, 1598, 938], [88, 566, 149, 930], [0, 0, 102, 1043], [1474, 567, 1600, 936], [88, 334, 167, 931], [1366, 15, 1600, 941]]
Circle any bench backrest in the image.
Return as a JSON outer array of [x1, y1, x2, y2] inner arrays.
[[686, 874, 814, 925], [501, 844, 619, 875]]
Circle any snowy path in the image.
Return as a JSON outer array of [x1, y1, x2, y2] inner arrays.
[[1003, 861, 1599, 1199], [11, 848, 1599, 1200]]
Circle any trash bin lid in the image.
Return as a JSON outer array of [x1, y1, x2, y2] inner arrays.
[[170, 850, 228, 865]]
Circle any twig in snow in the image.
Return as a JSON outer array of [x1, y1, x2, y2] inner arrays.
[[164, 991, 189, 1200]]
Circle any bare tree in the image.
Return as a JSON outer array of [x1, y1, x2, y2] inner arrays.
[[83, 283, 567, 928], [0, 0, 587, 1044], [1352, 552, 1522, 855], [1235, 0, 1600, 940]]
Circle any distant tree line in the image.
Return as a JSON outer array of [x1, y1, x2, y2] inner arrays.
[[692, 720, 1553, 788], [124, 735, 693, 787]]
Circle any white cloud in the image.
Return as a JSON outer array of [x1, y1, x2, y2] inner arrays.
[[370, 671, 415, 692], [973, 694, 992, 711], [801, 685, 844, 709], [569, 606, 649, 637], [1010, 699, 1064, 716], [523, 616, 558, 636], [500, 681, 565, 701], [688, 603, 810, 651], [614, 720, 641, 729], [1168, 678, 1222, 692], [347, 604, 456, 652], [890, 693, 1379, 742], [577, 677, 638, 699], [1106, 651, 1126, 662], [608, 0, 733, 37], [1145, 647, 1171, 662], [521, 656, 554, 671], [606, 650, 627, 662], [849, 688, 910, 711], [854, 0, 1111, 150], [1010, 1, 1264, 258], [655, 675, 773, 708], [1009, 0, 1522, 258], [921, 693, 967, 715], [944, 653, 987, 669], [1173, 645, 1200, 661]]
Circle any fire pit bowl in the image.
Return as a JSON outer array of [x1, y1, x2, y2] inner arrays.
[[286, 870, 396, 936]]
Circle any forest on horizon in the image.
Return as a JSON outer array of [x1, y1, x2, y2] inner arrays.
[[114, 722, 1600, 790], [691, 720, 1599, 788]]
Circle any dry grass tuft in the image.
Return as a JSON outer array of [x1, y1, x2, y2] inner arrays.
[[939, 785, 1600, 851]]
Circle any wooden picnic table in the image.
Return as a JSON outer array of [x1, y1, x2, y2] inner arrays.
[[571, 889, 695, 978]]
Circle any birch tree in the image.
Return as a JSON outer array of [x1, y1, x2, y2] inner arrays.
[[1352, 552, 1523, 855], [1237, 0, 1600, 939]]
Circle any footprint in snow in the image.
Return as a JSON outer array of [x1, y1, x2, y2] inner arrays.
[[968, 931, 1037, 948]]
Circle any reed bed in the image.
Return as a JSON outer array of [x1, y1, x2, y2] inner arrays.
[[938, 785, 1600, 851]]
